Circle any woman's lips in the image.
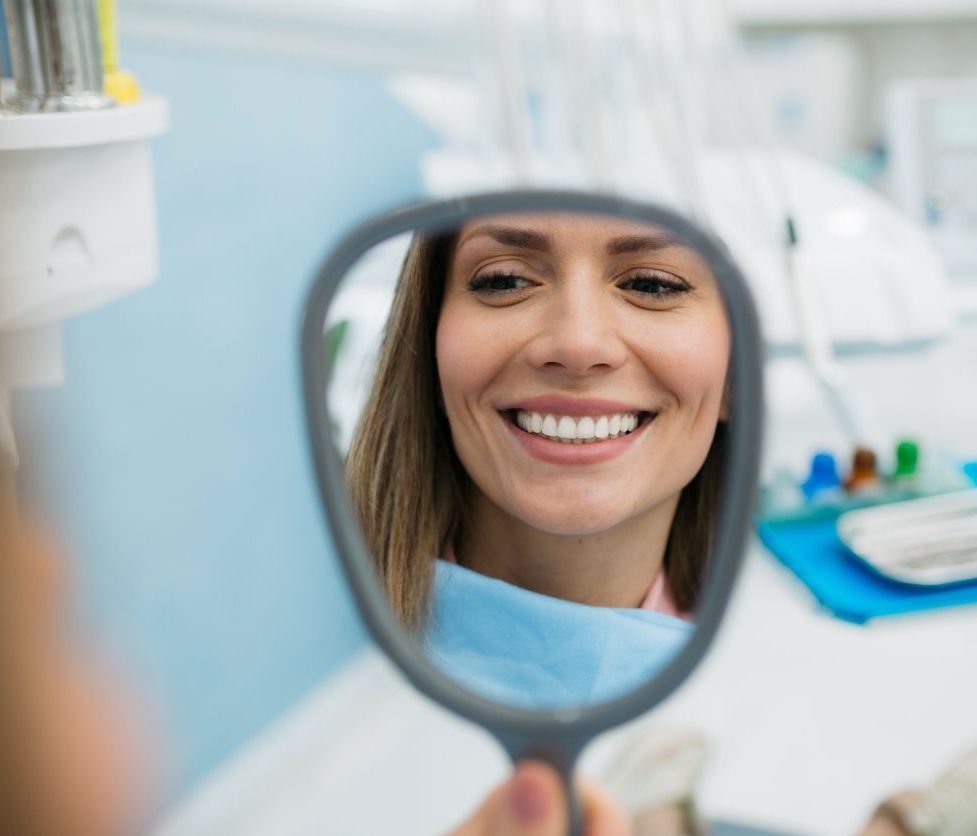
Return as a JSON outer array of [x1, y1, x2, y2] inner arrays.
[[499, 409, 654, 465]]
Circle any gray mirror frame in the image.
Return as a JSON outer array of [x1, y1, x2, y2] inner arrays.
[[300, 190, 764, 820]]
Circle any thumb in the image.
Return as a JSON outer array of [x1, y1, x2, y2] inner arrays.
[[489, 761, 568, 836], [449, 760, 570, 836]]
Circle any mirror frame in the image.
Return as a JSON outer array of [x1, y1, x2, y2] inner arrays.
[[300, 190, 764, 776]]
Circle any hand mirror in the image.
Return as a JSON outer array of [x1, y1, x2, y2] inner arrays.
[[301, 190, 763, 833]]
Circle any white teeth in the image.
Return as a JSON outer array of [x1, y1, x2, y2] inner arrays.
[[511, 409, 646, 444], [557, 416, 576, 440]]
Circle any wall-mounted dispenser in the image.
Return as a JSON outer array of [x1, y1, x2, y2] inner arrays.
[[0, 0, 168, 460]]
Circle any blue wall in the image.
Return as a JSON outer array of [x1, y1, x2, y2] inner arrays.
[[17, 41, 437, 796]]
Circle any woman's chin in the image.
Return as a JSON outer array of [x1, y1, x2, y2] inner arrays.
[[516, 505, 631, 538]]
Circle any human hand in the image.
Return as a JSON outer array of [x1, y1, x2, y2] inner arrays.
[[0, 519, 156, 836], [449, 760, 634, 836]]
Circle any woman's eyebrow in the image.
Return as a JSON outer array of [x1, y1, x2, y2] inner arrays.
[[457, 225, 551, 252], [606, 233, 685, 255]]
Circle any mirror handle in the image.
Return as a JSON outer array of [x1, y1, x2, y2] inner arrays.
[[566, 778, 585, 836], [497, 733, 587, 835]]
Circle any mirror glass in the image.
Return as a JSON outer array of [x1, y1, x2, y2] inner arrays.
[[318, 209, 733, 710]]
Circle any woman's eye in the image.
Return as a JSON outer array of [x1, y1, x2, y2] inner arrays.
[[619, 272, 691, 299], [466, 272, 534, 295]]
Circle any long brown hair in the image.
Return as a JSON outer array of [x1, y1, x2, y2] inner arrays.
[[345, 230, 727, 627]]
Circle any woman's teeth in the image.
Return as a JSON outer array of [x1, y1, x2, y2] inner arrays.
[[513, 410, 643, 443]]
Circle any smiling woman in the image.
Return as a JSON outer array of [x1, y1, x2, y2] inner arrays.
[[334, 208, 732, 709], [439, 213, 729, 603]]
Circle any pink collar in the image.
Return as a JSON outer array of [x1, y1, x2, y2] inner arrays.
[[441, 543, 692, 621], [639, 567, 692, 621]]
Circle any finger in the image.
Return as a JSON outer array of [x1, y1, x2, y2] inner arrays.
[[578, 776, 635, 836], [490, 761, 568, 836], [449, 783, 507, 836], [449, 761, 567, 836]]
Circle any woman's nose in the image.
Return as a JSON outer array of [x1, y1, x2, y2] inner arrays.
[[524, 288, 629, 376]]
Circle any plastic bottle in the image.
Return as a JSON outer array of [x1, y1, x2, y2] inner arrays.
[[845, 446, 882, 495], [801, 451, 843, 501]]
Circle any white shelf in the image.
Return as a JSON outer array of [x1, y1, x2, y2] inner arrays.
[[0, 92, 167, 348], [0, 92, 168, 150]]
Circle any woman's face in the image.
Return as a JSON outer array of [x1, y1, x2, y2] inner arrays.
[[436, 211, 730, 536]]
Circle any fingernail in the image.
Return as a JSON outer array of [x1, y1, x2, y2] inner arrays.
[[509, 767, 549, 824]]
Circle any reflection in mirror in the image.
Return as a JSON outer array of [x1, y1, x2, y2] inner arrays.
[[322, 211, 731, 710]]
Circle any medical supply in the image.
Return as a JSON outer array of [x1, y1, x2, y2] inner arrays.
[[760, 439, 977, 528], [891, 439, 919, 484], [898, 445, 974, 498], [2, 0, 113, 112], [837, 490, 977, 587], [758, 449, 977, 620], [97, 0, 140, 104], [758, 503, 977, 624], [844, 446, 881, 495], [800, 451, 842, 501]]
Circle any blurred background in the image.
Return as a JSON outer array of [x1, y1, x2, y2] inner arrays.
[[2, 0, 976, 833]]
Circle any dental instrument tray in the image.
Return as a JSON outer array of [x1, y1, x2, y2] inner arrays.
[[756, 464, 977, 623], [837, 490, 977, 587]]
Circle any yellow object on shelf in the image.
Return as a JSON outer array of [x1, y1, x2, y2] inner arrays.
[[105, 70, 141, 105], [98, 0, 142, 104], [98, 0, 120, 72]]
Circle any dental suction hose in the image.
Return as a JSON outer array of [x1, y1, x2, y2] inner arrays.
[[785, 215, 873, 447]]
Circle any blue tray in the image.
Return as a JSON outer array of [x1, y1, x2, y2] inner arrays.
[[757, 464, 977, 624]]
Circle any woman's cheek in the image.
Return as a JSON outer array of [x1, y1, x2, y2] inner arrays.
[[655, 319, 729, 408], [437, 309, 501, 401], [435, 315, 467, 398]]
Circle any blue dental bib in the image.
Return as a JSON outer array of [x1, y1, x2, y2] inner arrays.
[[424, 560, 693, 709]]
